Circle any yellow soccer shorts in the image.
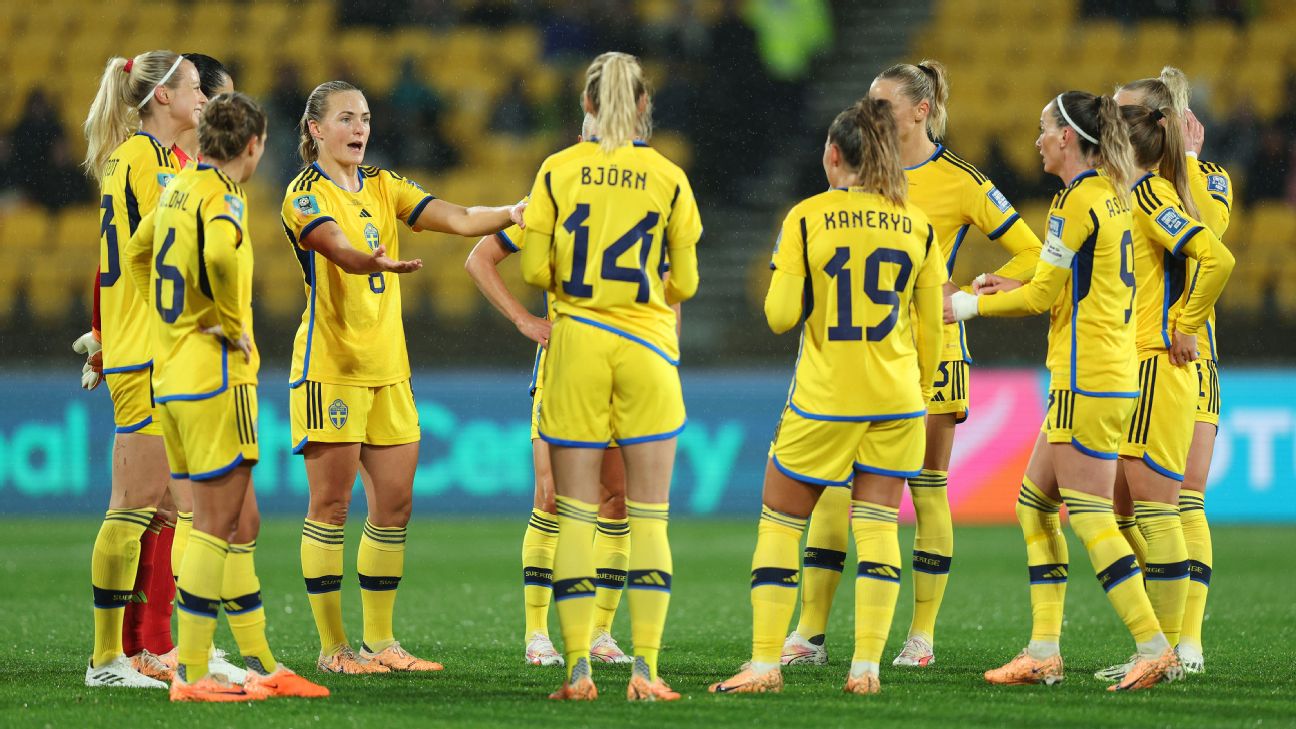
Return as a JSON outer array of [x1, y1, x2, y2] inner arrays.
[[531, 384, 621, 448], [769, 408, 925, 486], [1194, 358, 1220, 426], [105, 367, 162, 436], [1119, 354, 1196, 481], [291, 379, 420, 454], [537, 317, 684, 447], [157, 384, 259, 481], [1042, 386, 1135, 460], [928, 359, 969, 423]]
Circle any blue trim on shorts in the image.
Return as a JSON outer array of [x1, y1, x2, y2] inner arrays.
[[103, 360, 153, 375], [115, 415, 154, 434], [771, 455, 852, 487], [292, 436, 308, 455], [538, 430, 611, 449], [788, 401, 926, 422], [853, 461, 923, 479], [567, 315, 679, 366], [155, 341, 229, 403], [497, 228, 519, 253], [615, 420, 686, 446], [1071, 437, 1119, 460], [1141, 453, 1185, 482], [170, 471, 189, 479], [188, 453, 245, 482]]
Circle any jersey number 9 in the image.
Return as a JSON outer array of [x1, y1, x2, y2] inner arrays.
[[824, 246, 913, 342], [561, 203, 661, 303], [1118, 230, 1135, 324], [154, 228, 185, 323]]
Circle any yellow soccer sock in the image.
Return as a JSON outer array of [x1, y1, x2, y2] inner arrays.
[[795, 487, 848, 642], [908, 469, 953, 642], [751, 506, 807, 665], [626, 501, 671, 680], [591, 517, 630, 636], [1017, 477, 1068, 646], [1134, 500, 1189, 646], [1178, 491, 1212, 650], [301, 519, 348, 653], [90, 507, 156, 667], [553, 496, 598, 679], [176, 531, 228, 682], [1060, 489, 1163, 646], [1116, 514, 1148, 569], [522, 509, 558, 638], [222, 541, 276, 674], [358, 520, 407, 653], [171, 511, 193, 580], [850, 501, 901, 668]]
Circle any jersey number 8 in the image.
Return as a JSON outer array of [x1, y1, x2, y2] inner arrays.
[[824, 246, 913, 342]]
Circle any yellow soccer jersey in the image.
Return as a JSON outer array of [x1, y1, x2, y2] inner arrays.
[[1186, 157, 1233, 361], [98, 131, 179, 373], [519, 140, 702, 363], [496, 223, 552, 394], [125, 164, 257, 399], [281, 163, 434, 387], [907, 145, 1041, 361], [1130, 173, 1229, 357], [770, 188, 944, 419], [980, 169, 1137, 397]]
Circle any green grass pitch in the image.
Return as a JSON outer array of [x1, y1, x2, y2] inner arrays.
[[2, 518, 1294, 728]]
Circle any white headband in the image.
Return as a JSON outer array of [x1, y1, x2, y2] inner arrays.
[[1055, 94, 1099, 145], [136, 56, 185, 110]]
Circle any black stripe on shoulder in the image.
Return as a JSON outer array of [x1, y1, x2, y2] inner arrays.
[[939, 149, 987, 185], [291, 168, 318, 193], [1057, 181, 1078, 210], [1143, 180, 1162, 208], [146, 138, 165, 167], [361, 164, 385, 179], [1133, 180, 1157, 215], [215, 169, 235, 193], [1200, 161, 1223, 174]]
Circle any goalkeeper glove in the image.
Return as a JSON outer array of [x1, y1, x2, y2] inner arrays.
[[72, 331, 103, 391]]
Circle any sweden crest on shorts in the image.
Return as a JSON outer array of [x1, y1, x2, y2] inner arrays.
[[329, 398, 349, 429]]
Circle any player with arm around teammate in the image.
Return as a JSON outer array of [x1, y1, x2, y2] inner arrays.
[[710, 98, 944, 696]]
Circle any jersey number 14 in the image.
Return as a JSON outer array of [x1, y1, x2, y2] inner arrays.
[[561, 203, 661, 303]]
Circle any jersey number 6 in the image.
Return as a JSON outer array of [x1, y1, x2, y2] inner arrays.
[[154, 228, 185, 323], [824, 246, 913, 342], [561, 203, 661, 303]]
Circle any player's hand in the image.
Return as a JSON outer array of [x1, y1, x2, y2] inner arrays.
[[510, 199, 528, 229], [974, 274, 1022, 295], [1184, 109, 1205, 156], [201, 326, 253, 363], [945, 291, 980, 323], [372, 245, 423, 274], [515, 314, 552, 347], [72, 331, 103, 391], [1169, 330, 1199, 366], [942, 280, 961, 296]]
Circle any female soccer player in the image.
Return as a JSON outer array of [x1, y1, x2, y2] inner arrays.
[[1090, 99, 1234, 683], [81, 50, 202, 689], [710, 98, 944, 696], [784, 60, 1042, 669], [285, 80, 525, 675], [124, 92, 328, 702], [465, 114, 634, 669], [946, 91, 1181, 691], [1112, 68, 1233, 675], [519, 51, 702, 701]]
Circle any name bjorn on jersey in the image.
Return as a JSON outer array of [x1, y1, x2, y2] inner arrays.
[[823, 209, 913, 233], [581, 165, 648, 189]]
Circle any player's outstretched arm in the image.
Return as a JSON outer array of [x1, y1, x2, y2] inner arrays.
[[465, 233, 551, 346], [414, 198, 526, 237], [301, 220, 423, 275]]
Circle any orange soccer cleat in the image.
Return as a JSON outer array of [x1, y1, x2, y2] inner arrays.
[[984, 650, 1065, 686], [709, 666, 784, 694], [170, 672, 264, 703], [244, 665, 330, 698], [626, 659, 680, 702], [843, 672, 881, 695], [1109, 648, 1183, 692], [550, 658, 598, 701], [317, 644, 391, 675], [129, 650, 174, 682], [360, 641, 444, 672]]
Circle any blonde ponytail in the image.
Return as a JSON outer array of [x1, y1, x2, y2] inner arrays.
[[82, 50, 183, 179], [583, 52, 649, 155], [1120, 104, 1200, 220], [876, 58, 950, 141], [1117, 66, 1191, 116]]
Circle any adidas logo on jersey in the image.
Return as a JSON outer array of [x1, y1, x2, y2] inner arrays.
[[359, 208, 373, 217]]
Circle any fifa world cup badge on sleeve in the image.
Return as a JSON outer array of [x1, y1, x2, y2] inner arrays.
[[1207, 174, 1228, 194], [1156, 208, 1188, 237], [224, 194, 245, 222], [294, 194, 321, 216], [987, 187, 1012, 213]]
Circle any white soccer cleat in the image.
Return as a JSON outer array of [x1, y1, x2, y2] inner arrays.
[[892, 635, 935, 667], [85, 656, 168, 688], [210, 647, 248, 685], [780, 631, 828, 666], [1177, 643, 1204, 675], [525, 632, 565, 667], [589, 630, 632, 664], [1094, 653, 1137, 683]]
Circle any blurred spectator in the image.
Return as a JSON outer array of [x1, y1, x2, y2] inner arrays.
[[542, 5, 596, 61], [11, 89, 89, 210], [266, 63, 308, 184], [1246, 126, 1289, 201], [388, 57, 459, 171], [490, 76, 539, 136]]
